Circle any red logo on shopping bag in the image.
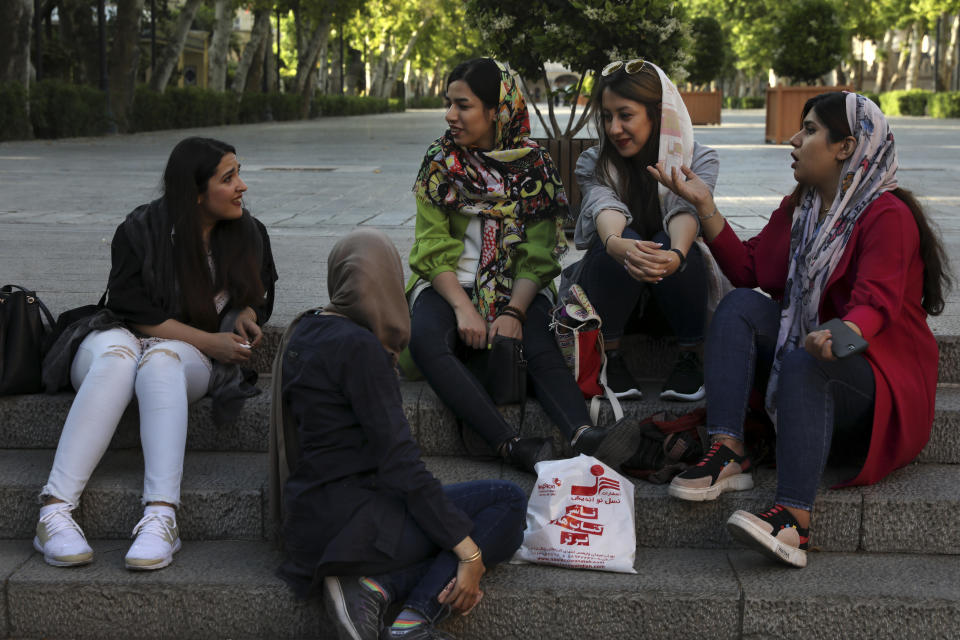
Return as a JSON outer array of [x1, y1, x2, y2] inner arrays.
[[570, 465, 621, 496]]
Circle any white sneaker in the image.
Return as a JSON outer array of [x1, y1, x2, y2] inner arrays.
[[34, 502, 94, 567], [124, 506, 181, 571]]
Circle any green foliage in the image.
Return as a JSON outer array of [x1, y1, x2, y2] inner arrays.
[[29, 80, 109, 138], [407, 95, 445, 108], [686, 16, 725, 87], [723, 95, 765, 109], [311, 94, 403, 116], [929, 92, 960, 119], [772, 0, 847, 84], [0, 83, 32, 141], [879, 89, 932, 116], [465, 0, 690, 79], [862, 91, 880, 107], [130, 86, 239, 132]]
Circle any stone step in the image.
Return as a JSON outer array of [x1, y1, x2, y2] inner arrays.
[[3, 449, 955, 556], [0, 450, 265, 541], [4, 380, 959, 465], [250, 325, 960, 384], [0, 539, 956, 639]]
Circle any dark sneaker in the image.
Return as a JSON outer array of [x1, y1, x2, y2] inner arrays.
[[660, 351, 705, 401], [505, 437, 553, 474], [727, 504, 809, 568], [383, 625, 455, 639], [573, 418, 646, 469], [604, 350, 643, 399], [323, 576, 389, 640], [667, 442, 753, 501]]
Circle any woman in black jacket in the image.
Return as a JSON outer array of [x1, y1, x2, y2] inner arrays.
[[276, 229, 526, 640], [35, 137, 277, 570]]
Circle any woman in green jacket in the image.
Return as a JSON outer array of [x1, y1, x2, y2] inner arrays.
[[407, 58, 627, 473]]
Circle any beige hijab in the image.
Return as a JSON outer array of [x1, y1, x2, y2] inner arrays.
[[269, 229, 409, 545], [325, 228, 410, 363]]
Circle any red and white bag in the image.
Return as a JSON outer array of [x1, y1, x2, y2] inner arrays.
[[511, 454, 636, 574], [550, 284, 623, 424]]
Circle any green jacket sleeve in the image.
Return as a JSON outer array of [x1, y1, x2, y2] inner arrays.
[[408, 199, 465, 283], [513, 217, 562, 288]]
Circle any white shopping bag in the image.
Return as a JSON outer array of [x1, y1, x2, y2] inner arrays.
[[511, 454, 636, 574]]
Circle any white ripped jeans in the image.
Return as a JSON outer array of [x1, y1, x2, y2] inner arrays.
[[41, 327, 212, 507]]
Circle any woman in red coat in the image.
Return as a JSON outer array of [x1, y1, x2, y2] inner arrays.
[[649, 92, 951, 568]]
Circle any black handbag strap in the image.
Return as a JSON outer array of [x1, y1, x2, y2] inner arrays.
[[2, 284, 55, 330]]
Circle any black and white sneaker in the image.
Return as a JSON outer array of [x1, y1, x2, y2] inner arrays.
[[323, 576, 389, 640], [660, 351, 705, 401], [604, 350, 643, 399]]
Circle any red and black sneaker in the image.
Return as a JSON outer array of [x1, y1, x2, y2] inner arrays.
[[727, 504, 810, 568], [667, 441, 753, 501]]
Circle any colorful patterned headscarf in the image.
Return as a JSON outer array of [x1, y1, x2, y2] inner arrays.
[[765, 93, 899, 422], [413, 60, 569, 321]]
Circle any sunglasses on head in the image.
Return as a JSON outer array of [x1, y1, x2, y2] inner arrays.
[[601, 58, 647, 77]]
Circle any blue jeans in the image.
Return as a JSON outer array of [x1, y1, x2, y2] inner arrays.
[[705, 289, 875, 510], [579, 228, 707, 345], [409, 287, 591, 444], [368, 480, 526, 621]]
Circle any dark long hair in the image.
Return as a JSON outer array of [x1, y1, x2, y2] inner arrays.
[[793, 92, 951, 316], [162, 137, 265, 331], [446, 58, 501, 109], [591, 63, 663, 237]]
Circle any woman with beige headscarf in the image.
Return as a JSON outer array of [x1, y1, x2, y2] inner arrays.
[[273, 229, 526, 640]]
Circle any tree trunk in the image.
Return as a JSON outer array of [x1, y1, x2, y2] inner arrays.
[[208, 0, 233, 92], [0, 0, 33, 86], [108, 0, 144, 131], [939, 13, 959, 91], [874, 29, 894, 92], [379, 16, 428, 99], [150, 0, 203, 92], [232, 7, 270, 93], [905, 21, 923, 90], [264, 23, 277, 92], [890, 28, 911, 89], [294, 17, 329, 94]]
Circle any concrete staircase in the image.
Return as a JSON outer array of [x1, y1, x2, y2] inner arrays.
[[0, 332, 958, 639]]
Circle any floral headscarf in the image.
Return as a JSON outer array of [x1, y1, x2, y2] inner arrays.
[[766, 93, 899, 422], [413, 60, 569, 321]]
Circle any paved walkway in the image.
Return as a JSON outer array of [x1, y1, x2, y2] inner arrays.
[[1, 109, 957, 329]]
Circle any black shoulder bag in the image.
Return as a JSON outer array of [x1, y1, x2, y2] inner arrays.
[[0, 284, 56, 395]]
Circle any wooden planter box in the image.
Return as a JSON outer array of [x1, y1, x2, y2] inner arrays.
[[531, 136, 599, 220], [680, 91, 722, 125], [765, 85, 853, 144]]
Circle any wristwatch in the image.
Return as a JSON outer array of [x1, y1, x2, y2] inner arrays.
[[669, 248, 687, 273]]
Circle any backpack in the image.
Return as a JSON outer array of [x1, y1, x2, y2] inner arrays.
[[550, 284, 622, 424], [619, 409, 709, 484]]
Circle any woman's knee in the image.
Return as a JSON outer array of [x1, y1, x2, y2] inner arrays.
[[778, 348, 825, 394]]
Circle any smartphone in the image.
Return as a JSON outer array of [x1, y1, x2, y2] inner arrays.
[[816, 318, 868, 359]]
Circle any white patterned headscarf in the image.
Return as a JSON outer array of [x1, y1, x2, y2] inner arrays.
[[650, 62, 694, 209], [766, 93, 899, 422]]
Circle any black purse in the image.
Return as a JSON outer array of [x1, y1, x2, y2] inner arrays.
[[466, 334, 527, 406], [0, 284, 55, 395]]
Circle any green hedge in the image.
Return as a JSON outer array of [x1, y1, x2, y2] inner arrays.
[[407, 95, 445, 108], [862, 91, 880, 107], [311, 94, 404, 117], [724, 95, 765, 109], [0, 82, 31, 141], [929, 92, 960, 118], [30, 80, 109, 138], [879, 89, 931, 116]]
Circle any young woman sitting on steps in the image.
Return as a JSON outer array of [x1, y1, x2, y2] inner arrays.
[[405, 58, 634, 473], [653, 92, 949, 568], [274, 229, 526, 640], [573, 58, 727, 402], [36, 137, 277, 570]]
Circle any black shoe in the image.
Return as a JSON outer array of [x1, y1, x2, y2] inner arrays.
[[660, 351, 705, 401], [604, 350, 643, 399], [323, 576, 389, 640], [504, 437, 553, 474], [383, 624, 455, 639], [573, 417, 646, 469]]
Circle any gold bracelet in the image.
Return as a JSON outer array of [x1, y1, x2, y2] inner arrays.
[[459, 548, 482, 564], [698, 207, 719, 221]]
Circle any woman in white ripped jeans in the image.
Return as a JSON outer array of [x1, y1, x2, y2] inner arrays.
[[36, 136, 277, 570]]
